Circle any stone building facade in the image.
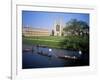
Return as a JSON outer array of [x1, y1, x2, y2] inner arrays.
[[22, 27, 50, 36], [53, 20, 63, 36]]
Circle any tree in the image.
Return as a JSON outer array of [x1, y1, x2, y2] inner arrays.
[[60, 19, 89, 54], [51, 29, 54, 36], [63, 19, 89, 36]]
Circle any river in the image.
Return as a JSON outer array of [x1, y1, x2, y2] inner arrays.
[[22, 44, 89, 69]]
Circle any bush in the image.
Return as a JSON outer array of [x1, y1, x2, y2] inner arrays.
[[60, 35, 89, 53]]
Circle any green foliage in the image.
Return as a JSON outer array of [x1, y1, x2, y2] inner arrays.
[[60, 35, 89, 53], [51, 30, 54, 36], [63, 19, 89, 36], [61, 19, 89, 53]]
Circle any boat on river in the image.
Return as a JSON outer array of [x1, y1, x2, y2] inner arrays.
[[23, 48, 32, 52], [58, 55, 78, 60]]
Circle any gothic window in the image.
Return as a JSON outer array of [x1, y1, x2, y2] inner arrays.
[[56, 24, 60, 31]]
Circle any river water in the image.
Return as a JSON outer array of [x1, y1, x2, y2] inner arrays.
[[22, 45, 89, 69]]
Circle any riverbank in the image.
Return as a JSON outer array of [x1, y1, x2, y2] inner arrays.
[[23, 36, 89, 53]]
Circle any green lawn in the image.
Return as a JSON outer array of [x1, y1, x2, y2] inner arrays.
[[24, 36, 65, 41], [23, 36, 65, 48], [23, 35, 89, 52]]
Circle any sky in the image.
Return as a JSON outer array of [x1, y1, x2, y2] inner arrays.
[[22, 11, 89, 31]]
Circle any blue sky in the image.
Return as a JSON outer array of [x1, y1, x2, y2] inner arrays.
[[22, 11, 89, 31]]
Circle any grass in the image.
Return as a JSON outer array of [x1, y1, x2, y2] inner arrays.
[[23, 36, 64, 48], [24, 36, 65, 41], [23, 35, 89, 52]]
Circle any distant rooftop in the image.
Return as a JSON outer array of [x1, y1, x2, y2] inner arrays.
[[22, 27, 49, 31]]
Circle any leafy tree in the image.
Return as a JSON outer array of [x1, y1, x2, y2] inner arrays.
[[51, 29, 54, 36], [60, 19, 89, 54], [63, 19, 89, 36]]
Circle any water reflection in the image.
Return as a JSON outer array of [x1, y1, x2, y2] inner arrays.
[[22, 45, 89, 69]]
